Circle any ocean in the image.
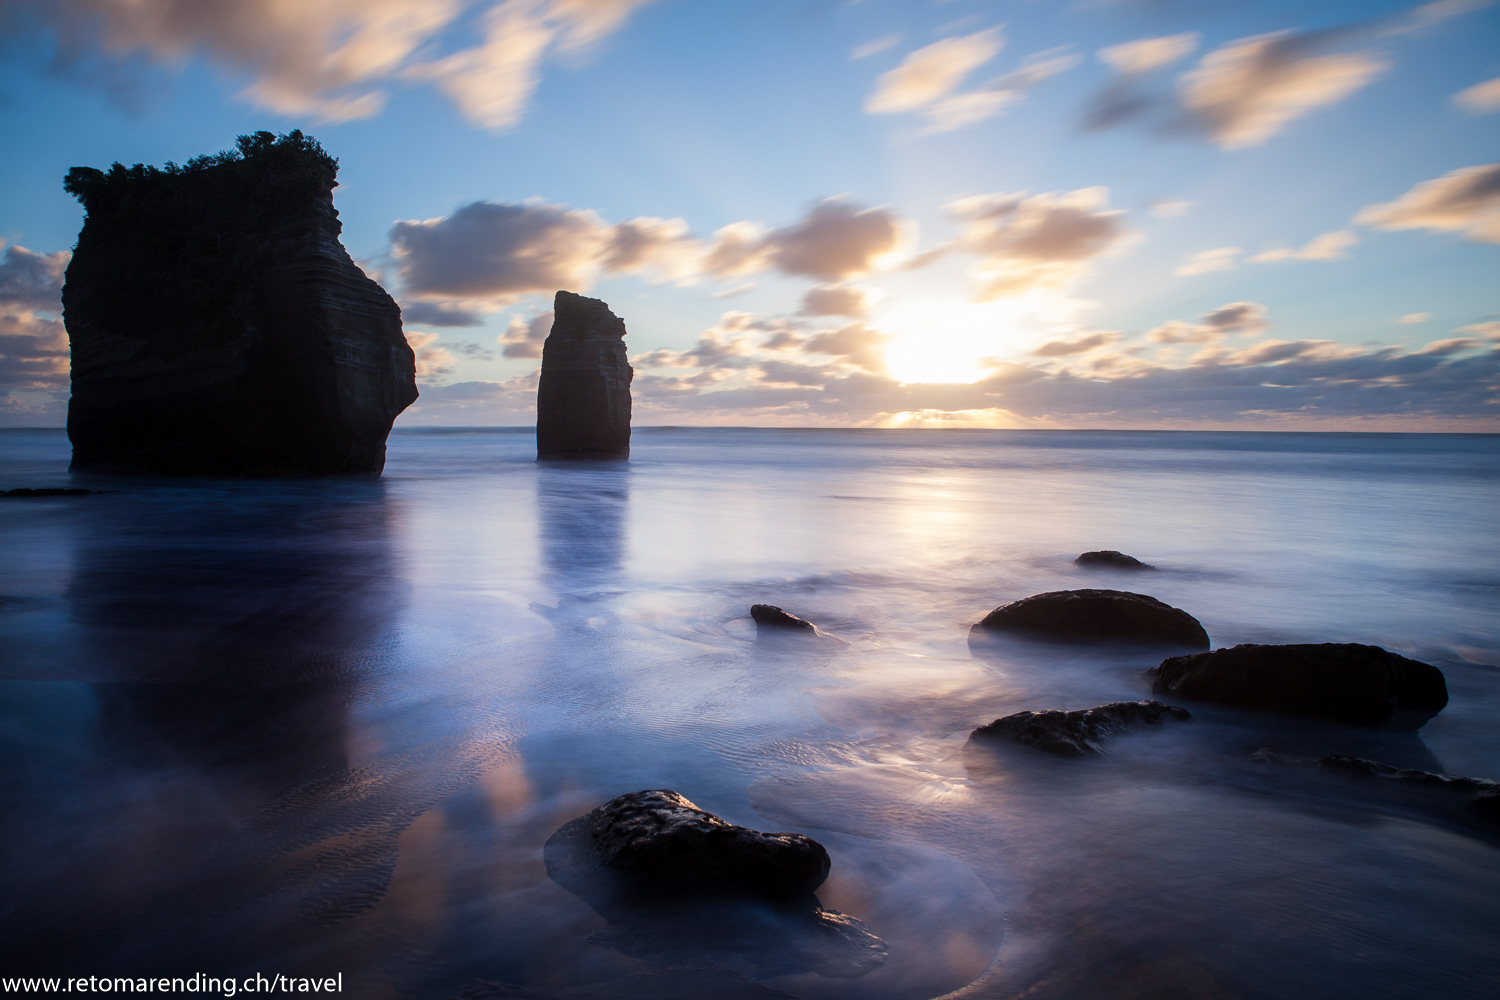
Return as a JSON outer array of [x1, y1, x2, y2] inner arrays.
[[1, 426, 1497, 999]]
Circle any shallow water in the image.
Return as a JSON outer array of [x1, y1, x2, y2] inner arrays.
[[1, 427, 1497, 999]]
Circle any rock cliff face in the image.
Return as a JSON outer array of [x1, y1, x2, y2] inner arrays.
[[536, 291, 632, 460], [62, 131, 416, 476]]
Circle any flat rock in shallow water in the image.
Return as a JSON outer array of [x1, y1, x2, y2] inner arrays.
[[970, 589, 1209, 649], [1075, 550, 1155, 570], [969, 700, 1191, 757], [1151, 642, 1447, 730]]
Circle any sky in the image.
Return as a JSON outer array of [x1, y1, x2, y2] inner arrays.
[[0, 0, 1497, 430]]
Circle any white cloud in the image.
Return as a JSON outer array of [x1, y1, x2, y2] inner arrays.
[[1249, 229, 1358, 262], [1098, 33, 1199, 75], [864, 28, 1004, 114], [404, 330, 458, 378], [1355, 163, 1500, 243], [763, 199, 910, 282], [946, 187, 1129, 298], [1175, 246, 1240, 276], [1397, 312, 1430, 324], [1178, 31, 1387, 148], [10, 0, 654, 128]]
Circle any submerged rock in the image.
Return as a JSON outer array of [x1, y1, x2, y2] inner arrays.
[[1076, 550, 1155, 570], [1151, 643, 1448, 730], [62, 130, 416, 476], [1250, 748, 1499, 829], [968, 700, 1191, 758], [751, 604, 816, 631], [536, 291, 633, 460], [2, 488, 95, 497], [970, 589, 1209, 649], [543, 790, 885, 979]]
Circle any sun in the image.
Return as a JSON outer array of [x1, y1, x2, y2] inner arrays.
[[878, 299, 1028, 384]]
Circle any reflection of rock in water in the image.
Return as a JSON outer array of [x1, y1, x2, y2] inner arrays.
[[3, 484, 445, 977], [536, 462, 629, 599]]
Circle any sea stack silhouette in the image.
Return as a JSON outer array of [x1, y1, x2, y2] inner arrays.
[[61, 130, 417, 476], [536, 290, 633, 460]]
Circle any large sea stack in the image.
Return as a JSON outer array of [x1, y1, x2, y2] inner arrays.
[[536, 291, 633, 460], [62, 130, 417, 476]]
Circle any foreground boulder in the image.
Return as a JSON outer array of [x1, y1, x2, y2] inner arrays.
[[1251, 748, 1498, 829], [1151, 643, 1448, 730], [62, 130, 417, 476], [537, 291, 633, 459], [971, 589, 1209, 649], [1076, 550, 1155, 570], [751, 604, 816, 631], [544, 790, 885, 978], [544, 789, 829, 900], [969, 700, 1191, 758]]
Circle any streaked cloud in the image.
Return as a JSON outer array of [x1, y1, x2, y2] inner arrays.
[[1355, 163, 1500, 243], [852, 34, 901, 60], [1148, 199, 1193, 218], [1031, 330, 1119, 357], [864, 28, 1004, 115], [1148, 301, 1269, 344], [1453, 75, 1500, 112], [945, 187, 1129, 299], [404, 330, 458, 378], [1178, 31, 1387, 149], [1098, 33, 1199, 75], [1250, 229, 1358, 262], [799, 285, 874, 319], [5, 0, 654, 128], [1397, 312, 1431, 324], [1175, 246, 1240, 276]]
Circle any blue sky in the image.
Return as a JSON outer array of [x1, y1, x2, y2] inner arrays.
[[1, 0, 1497, 429]]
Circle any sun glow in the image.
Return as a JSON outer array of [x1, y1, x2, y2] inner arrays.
[[878, 299, 1029, 384]]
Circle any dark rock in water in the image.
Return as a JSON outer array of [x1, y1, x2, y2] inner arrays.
[[1076, 549, 1155, 570], [970, 589, 1209, 649], [61, 131, 416, 477], [2, 488, 95, 497], [537, 291, 633, 460], [751, 604, 816, 631], [1151, 643, 1448, 730], [1250, 748, 1499, 829], [969, 700, 1191, 757], [544, 789, 829, 900], [543, 790, 885, 979]]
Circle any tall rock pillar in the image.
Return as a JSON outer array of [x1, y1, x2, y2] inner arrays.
[[62, 130, 417, 477], [536, 291, 633, 460]]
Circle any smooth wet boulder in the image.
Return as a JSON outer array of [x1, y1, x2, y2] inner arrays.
[[1151, 643, 1448, 730], [751, 604, 816, 631], [62, 130, 417, 476], [970, 589, 1209, 649], [544, 789, 830, 900], [536, 291, 633, 460], [969, 700, 1191, 757], [543, 790, 885, 979], [1076, 550, 1155, 570]]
